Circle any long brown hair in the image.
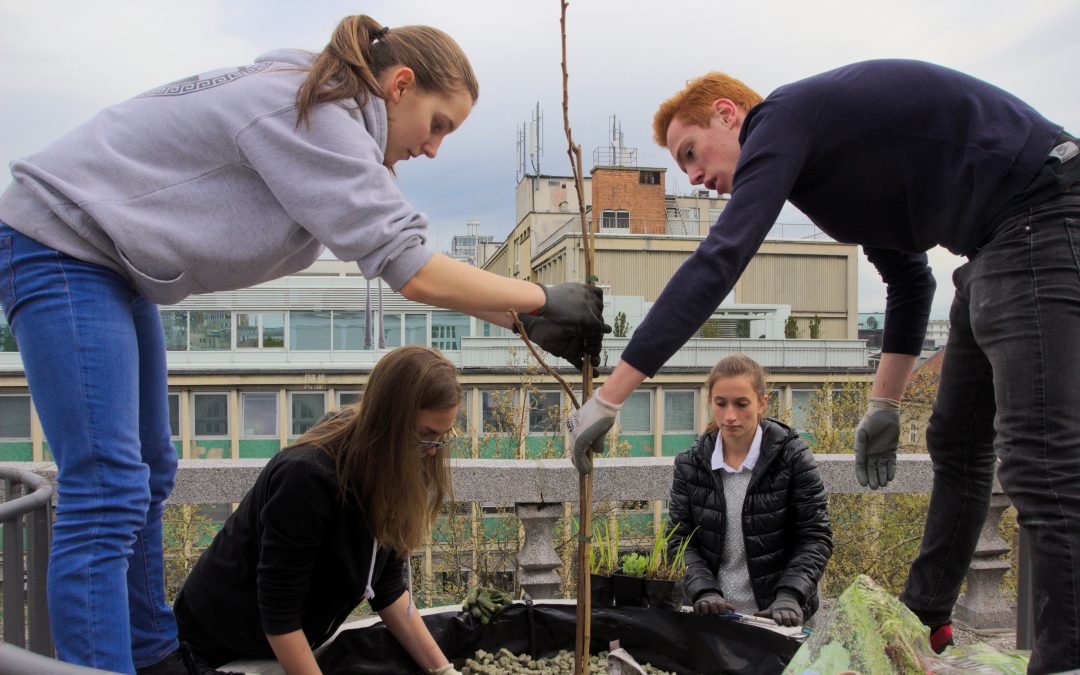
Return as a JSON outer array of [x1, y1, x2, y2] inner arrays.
[[291, 346, 462, 555], [295, 15, 480, 129], [704, 353, 768, 434], [653, 71, 763, 147]]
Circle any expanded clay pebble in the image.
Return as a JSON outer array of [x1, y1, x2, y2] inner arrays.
[[460, 648, 675, 674]]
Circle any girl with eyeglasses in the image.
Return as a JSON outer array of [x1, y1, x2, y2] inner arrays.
[[174, 346, 464, 675]]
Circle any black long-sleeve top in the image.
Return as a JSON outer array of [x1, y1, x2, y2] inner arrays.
[[178, 445, 406, 659], [623, 59, 1063, 376]]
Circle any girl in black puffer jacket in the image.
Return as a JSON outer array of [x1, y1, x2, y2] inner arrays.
[[667, 354, 832, 626]]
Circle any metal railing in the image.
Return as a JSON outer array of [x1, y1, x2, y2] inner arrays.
[[0, 643, 117, 675], [1, 465, 53, 655], [533, 217, 834, 257]]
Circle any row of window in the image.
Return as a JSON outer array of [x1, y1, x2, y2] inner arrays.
[[2, 309, 506, 354], [161, 309, 486, 352], [180, 391, 361, 438], [0, 388, 834, 442]]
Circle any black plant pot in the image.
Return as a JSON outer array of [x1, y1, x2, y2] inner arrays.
[[611, 572, 644, 607], [643, 577, 685, 610], [590, 573, 613, 607]]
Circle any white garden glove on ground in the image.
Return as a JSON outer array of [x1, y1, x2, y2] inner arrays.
[[566, 391, 621, 476], [855, 396, 900, 489], [429, 665, 462, 675]]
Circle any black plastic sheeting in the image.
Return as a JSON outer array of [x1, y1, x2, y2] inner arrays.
[[317, 602, 801, 675]]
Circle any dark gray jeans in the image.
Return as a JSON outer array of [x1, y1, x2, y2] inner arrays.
[[900, 193, 1080, 674]]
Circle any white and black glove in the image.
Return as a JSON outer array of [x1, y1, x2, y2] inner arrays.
[[533, 283, 611, 336], [566, 391, 621, 476], [855, 396, 900, 489]]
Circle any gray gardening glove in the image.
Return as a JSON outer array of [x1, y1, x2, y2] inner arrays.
[[693, 592, 734, 616], [566, 392, 621, 476], [754, 590, 803, 626], [514, 314, 600, 376], [533, 283, 611, 336], [855, 396, 900, 490]]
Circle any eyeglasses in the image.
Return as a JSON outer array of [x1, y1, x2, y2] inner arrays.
[[419, 428, 460, 453]]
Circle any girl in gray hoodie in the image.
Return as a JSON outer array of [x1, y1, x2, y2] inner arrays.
[[0, 14, 605, 675]]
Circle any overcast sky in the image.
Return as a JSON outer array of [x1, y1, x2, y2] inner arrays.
[[2, 0, 1078, 318]]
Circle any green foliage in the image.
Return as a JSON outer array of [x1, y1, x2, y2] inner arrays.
[[0, 327, 17, 352], [650, 523, 698, 581], [162, 505, 217, 604], [666, 525, 698, 581], [619, 552, 648, 578], [590, 519, 620, 575], [809, 314, 822, 339], [798, 374, 952, 598], [784, 315, 800, 339], [612, 311, 631, 338]]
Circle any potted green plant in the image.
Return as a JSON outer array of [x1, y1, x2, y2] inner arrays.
[[588, 520, 618, 607], [641, 523, 680, 610], [612, 551, 646, 607], [643, 524, 698, 610]]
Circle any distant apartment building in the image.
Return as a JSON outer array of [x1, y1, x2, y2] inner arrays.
[[449, 219, 494, 266], [484, 161, 859, 341], [924, 319, 950, 349]]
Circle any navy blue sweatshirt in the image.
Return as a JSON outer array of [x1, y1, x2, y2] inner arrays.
[[623, 59, 1064, 377]]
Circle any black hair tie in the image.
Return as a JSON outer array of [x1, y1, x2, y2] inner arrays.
[[371, 26, 390, 42]]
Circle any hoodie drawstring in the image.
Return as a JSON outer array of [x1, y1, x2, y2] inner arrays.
[[363, 539, 415, 616], [362, 539, 378, 601]]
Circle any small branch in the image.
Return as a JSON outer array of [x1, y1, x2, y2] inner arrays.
[[510, 311, 581, 410]]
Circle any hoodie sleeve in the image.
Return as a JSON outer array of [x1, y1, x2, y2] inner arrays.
[[236, 102, 432, 291], [369, 552, 406, 612], [256, 457, 337, 636]]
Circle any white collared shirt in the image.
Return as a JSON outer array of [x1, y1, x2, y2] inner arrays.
[[711, 424, 763, 474]]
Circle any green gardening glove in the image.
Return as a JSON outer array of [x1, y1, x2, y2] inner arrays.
[[461, 586, 513, 624]]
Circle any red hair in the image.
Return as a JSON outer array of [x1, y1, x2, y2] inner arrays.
[[653, 72, 762, 147]]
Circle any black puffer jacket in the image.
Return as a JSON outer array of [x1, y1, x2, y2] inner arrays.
[[667, 418, 832, 617]]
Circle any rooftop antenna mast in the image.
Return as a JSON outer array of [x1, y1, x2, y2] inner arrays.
[[515, 123, 527, 182], [528, 102, 544, 175]]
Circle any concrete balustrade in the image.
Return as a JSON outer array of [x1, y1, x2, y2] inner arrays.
[[5, 453, 1017, 632]]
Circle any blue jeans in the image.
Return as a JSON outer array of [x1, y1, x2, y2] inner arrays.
[[899, 194, 1080, 674], [0, 223, 178, 673]]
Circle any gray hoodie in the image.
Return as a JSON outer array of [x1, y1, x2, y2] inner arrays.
[[0, 49, 432, 304]]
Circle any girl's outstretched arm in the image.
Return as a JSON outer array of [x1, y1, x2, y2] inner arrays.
[[378, 592, 452, 673]]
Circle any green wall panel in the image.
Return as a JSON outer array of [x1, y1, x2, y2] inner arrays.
[[0, 442, 32, 461], [239, 439, 282, 459], [617, 435, 654, 457], [524, 435, 563, 459], [478, 437, 518, 459], [190, 439, 231, 460], [661, 433, 698, 457]]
